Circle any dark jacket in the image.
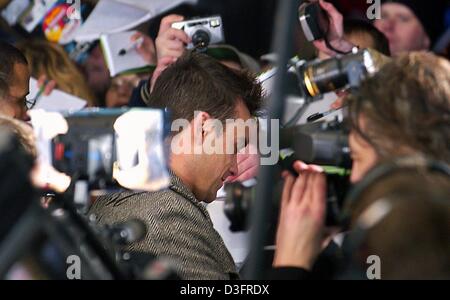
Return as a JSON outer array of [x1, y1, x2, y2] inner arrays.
[[89, 171, 238, 280], [128, 80, 150, 108]]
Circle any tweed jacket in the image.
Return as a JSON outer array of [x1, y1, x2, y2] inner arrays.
[[88, 171, 238, 280]]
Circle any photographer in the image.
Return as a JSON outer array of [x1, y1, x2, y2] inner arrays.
[[130, 14, 261, 104], [373, 0, 447, 56], [0, 42, 31, 121], [314, 0, 447, 57], [341, 159, 450, 279], [272, 52, 450, 279]]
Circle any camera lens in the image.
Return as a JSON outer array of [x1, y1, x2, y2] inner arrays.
[[302, 57, 350, 97], [192, 30, 211, 52]]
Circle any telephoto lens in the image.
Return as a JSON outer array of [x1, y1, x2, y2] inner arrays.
[[296, 48, 389, 97]]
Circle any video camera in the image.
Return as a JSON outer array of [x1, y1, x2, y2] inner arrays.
[[224, 48, 389, 232], [0, 109, 178, 279], [224, 119, 351, 232], [29, 108, 171, 208], [172, 16, 225, 52]]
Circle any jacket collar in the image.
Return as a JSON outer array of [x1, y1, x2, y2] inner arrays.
[[169, 169, 200, 204]]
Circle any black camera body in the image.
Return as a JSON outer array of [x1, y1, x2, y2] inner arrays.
[[224, 119, 351, 232], [298, 2, 330, 42]]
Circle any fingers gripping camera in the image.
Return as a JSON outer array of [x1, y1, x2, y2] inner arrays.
[[172, 16, 225, 51]]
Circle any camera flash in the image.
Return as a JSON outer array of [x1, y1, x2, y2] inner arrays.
[[210, 19, 220, 28]]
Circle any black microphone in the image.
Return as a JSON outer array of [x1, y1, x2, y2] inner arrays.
[[109, 219, 147, 245]]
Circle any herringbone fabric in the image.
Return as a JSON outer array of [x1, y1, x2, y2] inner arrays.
[[89, 171, 238, 280]]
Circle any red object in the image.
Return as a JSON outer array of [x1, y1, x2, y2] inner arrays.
[[54, 143, 65, 161]]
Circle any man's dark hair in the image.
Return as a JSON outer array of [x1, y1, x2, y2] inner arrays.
[[147, 51, 262, 122], [344, 19, 391, 56], [0, 42, 28, 87]]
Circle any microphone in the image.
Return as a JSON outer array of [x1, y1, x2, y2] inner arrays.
[[109, 219, 147, 245]]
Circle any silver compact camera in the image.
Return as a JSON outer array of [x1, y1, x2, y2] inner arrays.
[[172, 15, 225, 51]]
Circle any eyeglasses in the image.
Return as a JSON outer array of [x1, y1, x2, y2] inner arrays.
[[24, 96, 37, 109], [4, 95, 37, 110]]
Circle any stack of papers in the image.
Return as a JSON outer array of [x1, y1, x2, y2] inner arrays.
[[73, 0, 198, 42]]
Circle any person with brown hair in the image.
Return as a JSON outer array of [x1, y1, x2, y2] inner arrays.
[[17, 39, 97, 107], [0, 115, 36, 160], [341, 159, 450, 279], [314, 0, 447, 57], [347, 52, 450, 182], [272, 52, 450, 278], [89, 51, 262, 280], [0, 42, 30, 121]]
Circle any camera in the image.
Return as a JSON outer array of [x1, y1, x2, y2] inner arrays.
[[172, 15, 225, 52], [298, 2, 330, 42], [224, 49, 390, 232], [292, 48, 389, 99], [29, 108, 171, 207], [224, 119, 351, 232], [279, 120, 351, 168]]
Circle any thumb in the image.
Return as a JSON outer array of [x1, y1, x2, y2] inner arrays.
[[159, 15, 185, 35]]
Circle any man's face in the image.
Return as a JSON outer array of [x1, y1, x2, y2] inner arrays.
[[349, 129, 378, 184], [83, 45, 111, 96], [374, 3, 430, 56], [0, 63, 30, 121], [195, 100, 252, 202]]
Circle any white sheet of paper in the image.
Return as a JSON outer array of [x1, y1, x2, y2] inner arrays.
[[101, 31, 150, 76], [29, 78, 87, 112], [73, 0, 198, 42]]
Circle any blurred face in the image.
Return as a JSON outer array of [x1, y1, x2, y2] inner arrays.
[[105, 74, 141, 108], [374, 3, 430, 55], [83, 45, 111, 96], [349, 129, 378, 184], [0, 63, 30, 121], [194, 101, 251, 202]]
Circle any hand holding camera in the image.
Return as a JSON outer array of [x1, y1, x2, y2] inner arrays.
[[301, 0, 355, 56], [151, 15, 225, 91], [155, 14, 191, 61], [273, 161, 327, 270], [171, 15, 224, 52]]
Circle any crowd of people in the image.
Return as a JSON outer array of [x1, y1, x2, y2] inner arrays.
[[0, 0, 449, 280]]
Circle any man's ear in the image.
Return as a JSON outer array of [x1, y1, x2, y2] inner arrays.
[[191, 111, 211, 146]]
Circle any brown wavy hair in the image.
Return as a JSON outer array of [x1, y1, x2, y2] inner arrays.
[[17, 40, 97, 107], [347, 52, 450, 163]]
